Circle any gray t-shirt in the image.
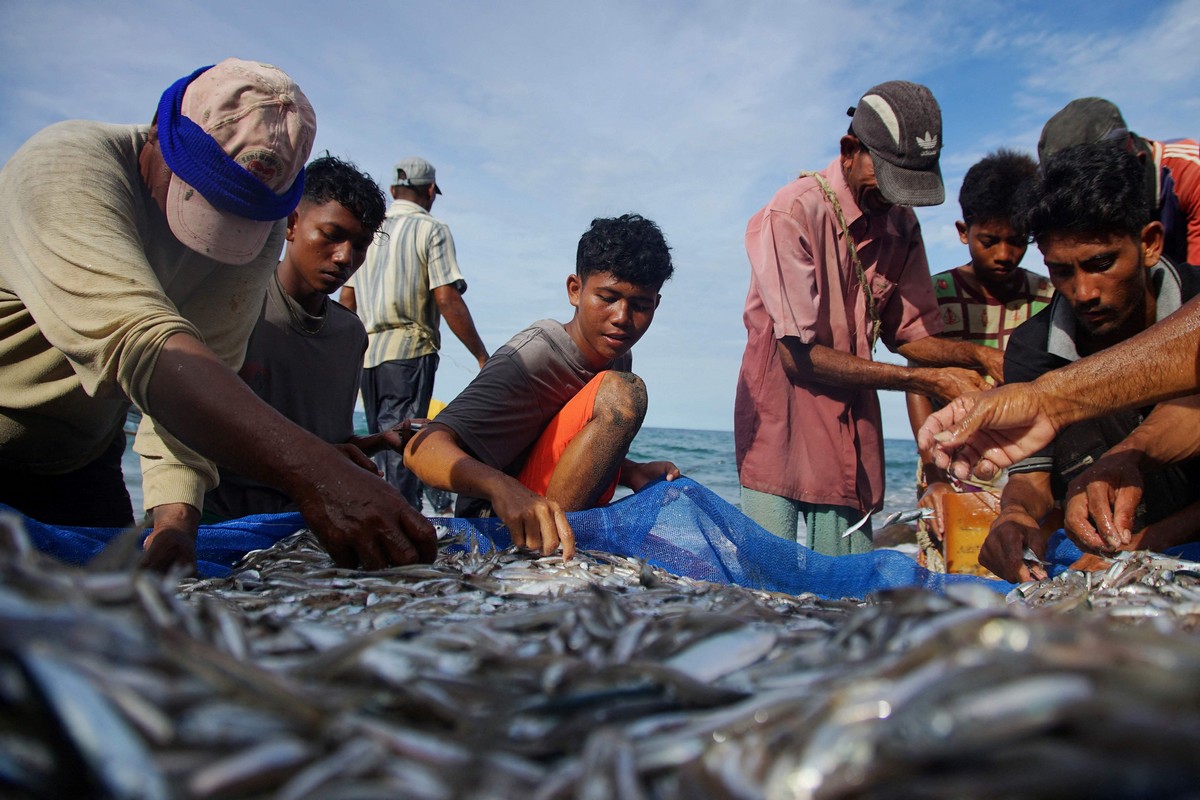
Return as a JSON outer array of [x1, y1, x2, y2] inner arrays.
[[435, 319, 632, 515], [204, 273, 367, 519]]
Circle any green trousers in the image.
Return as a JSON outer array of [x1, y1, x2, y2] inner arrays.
[[740, 486, 873, 556]]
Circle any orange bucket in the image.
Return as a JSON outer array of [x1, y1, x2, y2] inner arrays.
[[942, 491, 1001, 577]]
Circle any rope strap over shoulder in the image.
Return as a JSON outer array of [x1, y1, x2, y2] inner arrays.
[[798, 171, 881, 353]]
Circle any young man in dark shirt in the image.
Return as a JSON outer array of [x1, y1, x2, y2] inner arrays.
[[205, 156, 417, 520], [980, 143, 1200, 582]]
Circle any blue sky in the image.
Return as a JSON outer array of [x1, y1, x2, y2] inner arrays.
[[2, 0, 1197, 438]]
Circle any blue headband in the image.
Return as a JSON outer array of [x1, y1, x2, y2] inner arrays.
[[156, 65, 305, 222]]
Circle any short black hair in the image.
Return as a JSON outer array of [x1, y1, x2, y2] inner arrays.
[[576, 214, 674, 288], [959, 149, 1037, 228], [1020, 142, 1151, 242], [301, 155, 387, 235]]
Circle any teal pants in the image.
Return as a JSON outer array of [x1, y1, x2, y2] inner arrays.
[[740, 486, 873, 556]]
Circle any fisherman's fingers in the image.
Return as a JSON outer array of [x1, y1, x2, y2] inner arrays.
[[1112, 484, 1144, 548], [554, 507, 575, 561], [1064, 490, 1101, 551]]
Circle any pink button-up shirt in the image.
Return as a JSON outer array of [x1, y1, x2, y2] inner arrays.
[[734, 159, 943, 514]]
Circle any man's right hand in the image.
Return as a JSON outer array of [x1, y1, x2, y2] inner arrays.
[[293, 455, 438, 569], [921, 366, 991, 404], [1063, 449, 1144, 552], [979, 507, 1049, 583], [489, 481, 575, 560]]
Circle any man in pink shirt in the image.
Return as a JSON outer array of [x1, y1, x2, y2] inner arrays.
[[735, 80, 1001, 556]]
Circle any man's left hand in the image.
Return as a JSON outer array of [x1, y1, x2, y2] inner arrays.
[[1063, 449, 1143, 552], [141, 502, 199, 574]]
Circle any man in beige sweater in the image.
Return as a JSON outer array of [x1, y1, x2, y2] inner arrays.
[[0, 58, 435, 572]]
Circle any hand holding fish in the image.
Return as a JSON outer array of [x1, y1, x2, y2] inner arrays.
[[293, 455, 438, 570], [917, 481, 954, 538], [979, 506, 1050, 583], [1063, 449, 1143, 552], [918, 384, 1062, 483], [489, 483, 575, 560]]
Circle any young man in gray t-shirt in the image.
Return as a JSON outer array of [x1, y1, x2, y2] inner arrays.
[[405, 214, 681, 558]]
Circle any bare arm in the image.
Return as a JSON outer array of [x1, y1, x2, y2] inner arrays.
[[146, 332, 437, 569], [433, 284, 488, 368], [898, 335, 1004, 384], [979, 471, 1055, 583], [778, 337, 989, 403], [921, 295, 1200, 479], [337, 286, 356, 313], [405, 423, 574, 558]]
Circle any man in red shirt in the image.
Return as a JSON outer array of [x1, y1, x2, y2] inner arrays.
[[1039, 97, 1200, 268]]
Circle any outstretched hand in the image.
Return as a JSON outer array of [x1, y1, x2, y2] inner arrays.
[[1063, 449, 1143, 552], [925, 367, 992, 404], [918, 384, 1060, 483], [346, 418, 428, 458]]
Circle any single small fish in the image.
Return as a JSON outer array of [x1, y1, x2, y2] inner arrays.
[[1022, 547, 1051, 568], [843, 508, 933, 537]]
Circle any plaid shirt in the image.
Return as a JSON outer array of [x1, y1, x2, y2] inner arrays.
[[931, 265, 1053, 351]]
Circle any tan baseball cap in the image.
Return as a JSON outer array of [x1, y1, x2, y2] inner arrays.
[[159, 58, 316, 264]]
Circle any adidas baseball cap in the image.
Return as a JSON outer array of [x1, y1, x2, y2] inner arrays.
[[849, 80, 945, 207]]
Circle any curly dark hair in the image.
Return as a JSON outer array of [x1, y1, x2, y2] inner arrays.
[[576, 214, 674, 288], [301, 155, 387, 235], [959, 148, 1037, 228], [1020, 143, 1150, 242]]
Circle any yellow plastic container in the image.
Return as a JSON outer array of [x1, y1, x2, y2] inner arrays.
[[942, 491, 999, 577]]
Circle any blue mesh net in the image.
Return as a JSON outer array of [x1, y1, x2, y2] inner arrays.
[[3, 478, 1040, 599]]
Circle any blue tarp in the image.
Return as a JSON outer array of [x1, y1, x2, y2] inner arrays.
[[13, 477, 1196, 599]]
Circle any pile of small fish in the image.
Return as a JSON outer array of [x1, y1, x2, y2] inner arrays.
[[1011, 548, 1200, 624], [6, 513, 1200, 799]]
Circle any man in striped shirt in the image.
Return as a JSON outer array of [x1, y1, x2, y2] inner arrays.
[[340, 157, 489, 509]]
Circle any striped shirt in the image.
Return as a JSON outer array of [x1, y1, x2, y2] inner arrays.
[[346, 199, 466, 368], [1151, 137, 1200, 266]]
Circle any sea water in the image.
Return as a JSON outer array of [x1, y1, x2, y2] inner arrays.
[[121, 412, 921, 525], [620, 427, 920, 522]]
